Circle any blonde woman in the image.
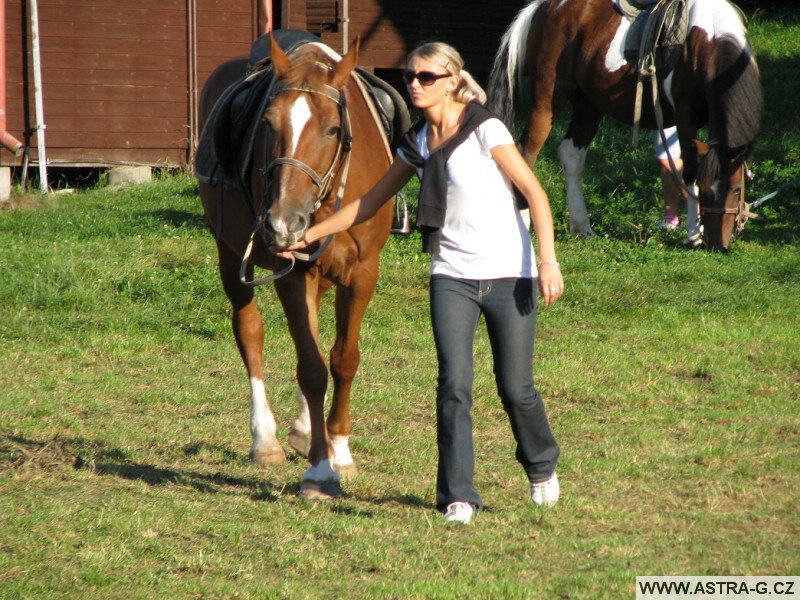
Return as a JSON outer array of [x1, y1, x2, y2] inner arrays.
[[277, 42, 563, 524]]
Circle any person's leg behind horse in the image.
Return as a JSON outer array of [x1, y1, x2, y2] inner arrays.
[[429, 275, 484, 512]]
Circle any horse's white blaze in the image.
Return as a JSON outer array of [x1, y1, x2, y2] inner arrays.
[[249, 377, 277, 448], [605, 19, 630, 73], [302, 459, 340, 483], [558, 139, 594, 236], [330, 435, 353, 467], [293, 388, 312, 435], [288, 96, 312, 154]]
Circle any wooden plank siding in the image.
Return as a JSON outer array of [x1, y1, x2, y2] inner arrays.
[[311, 1, 522, 76], [3, 0, 257, 168], [1, 0, 520, 169]]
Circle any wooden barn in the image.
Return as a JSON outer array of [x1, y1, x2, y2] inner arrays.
[[1, 0, 522, 184]]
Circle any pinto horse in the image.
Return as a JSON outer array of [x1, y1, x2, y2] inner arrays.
[[195, 34, 395, 498], [487, 0, 762, 250]]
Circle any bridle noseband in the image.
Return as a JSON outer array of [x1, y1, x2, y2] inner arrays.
[[240, 75, 353, 287], [697, 144, 751, 236], [264, 83, 352, 210]]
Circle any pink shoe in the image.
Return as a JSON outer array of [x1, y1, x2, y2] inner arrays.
[[657, 216, 680, 230]]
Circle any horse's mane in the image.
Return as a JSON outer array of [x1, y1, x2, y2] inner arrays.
[[696, 145, 722, 193], [710, 33, 762, 156], [278, 44, 340, 89]]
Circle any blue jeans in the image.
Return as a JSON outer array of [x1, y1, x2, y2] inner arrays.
[[429, 275, 560, 511]]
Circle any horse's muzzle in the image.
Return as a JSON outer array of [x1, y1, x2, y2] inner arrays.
[[266, 210, 310, 249]]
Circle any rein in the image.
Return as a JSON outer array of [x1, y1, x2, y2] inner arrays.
[[239, 79, 354, 287]]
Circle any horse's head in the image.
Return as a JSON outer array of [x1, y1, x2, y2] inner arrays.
[[259, 35, 359, 248], [693, 140, 750, 251]]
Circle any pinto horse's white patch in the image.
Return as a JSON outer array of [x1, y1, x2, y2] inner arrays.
[[605, 19, 630, 73], [558, 139, 594, 237], [690, 0, 747, 46], [288, 96, 312, 155]]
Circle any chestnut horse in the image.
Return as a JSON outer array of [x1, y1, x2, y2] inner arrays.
[[487, 0, 762, 250], [196, 34, 394, 498]]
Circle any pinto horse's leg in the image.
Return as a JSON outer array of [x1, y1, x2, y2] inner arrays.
[[216, 241, 286, 467], [560, 96, 603, 238]]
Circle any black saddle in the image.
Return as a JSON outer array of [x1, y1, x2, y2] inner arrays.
[[614, 0, 688, 77]]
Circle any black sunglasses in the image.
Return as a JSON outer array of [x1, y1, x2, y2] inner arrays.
[[403, 70, 451, 86]]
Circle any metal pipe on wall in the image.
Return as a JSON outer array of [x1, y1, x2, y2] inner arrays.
[[188, 0, 197, 159], [29, 0, 48, 193], [0, 0, 24, 156], [342, 0, 349, 54]]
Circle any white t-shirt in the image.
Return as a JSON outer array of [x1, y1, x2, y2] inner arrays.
[[398, 118, 537, 279]]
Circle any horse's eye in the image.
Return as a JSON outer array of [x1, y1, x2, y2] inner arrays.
[[326, 125, 341, 138]]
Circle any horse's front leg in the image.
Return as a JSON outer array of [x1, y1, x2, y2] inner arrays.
[[275, 275, 341, 499], [324, 267, 380, 478], [286, 279, 332, 460], [217, 241, 286, 467]]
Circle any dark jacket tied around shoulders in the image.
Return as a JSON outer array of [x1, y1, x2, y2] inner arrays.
[[398, 102, 496, 253]]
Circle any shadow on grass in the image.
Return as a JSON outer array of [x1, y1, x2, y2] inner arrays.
[[1, 433, 286, 502], [1, 433, 434, 509]]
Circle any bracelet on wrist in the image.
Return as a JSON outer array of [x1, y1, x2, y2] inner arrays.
[[538, 261, 560, 268]]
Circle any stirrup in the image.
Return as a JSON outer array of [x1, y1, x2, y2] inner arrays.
[[391, 192, 411, 235]]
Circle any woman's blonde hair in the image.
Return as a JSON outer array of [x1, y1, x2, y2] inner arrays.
[[407, 42, 487, 105]]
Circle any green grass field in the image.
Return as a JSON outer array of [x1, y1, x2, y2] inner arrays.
[[1, 7, 798, 599]]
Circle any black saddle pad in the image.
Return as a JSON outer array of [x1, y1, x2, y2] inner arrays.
[[249, 30, 321, 69]]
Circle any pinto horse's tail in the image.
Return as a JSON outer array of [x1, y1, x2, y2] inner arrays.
[[487, 0, 543, 129]]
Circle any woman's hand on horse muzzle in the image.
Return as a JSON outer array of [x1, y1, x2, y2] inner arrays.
[[270, 238, 308, 259]]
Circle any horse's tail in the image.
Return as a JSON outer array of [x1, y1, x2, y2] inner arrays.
[[487, 1, 543, 128]]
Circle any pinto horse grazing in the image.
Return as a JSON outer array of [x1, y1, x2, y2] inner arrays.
[[195, 33, 397, 499], [487, 0, 762, 250]]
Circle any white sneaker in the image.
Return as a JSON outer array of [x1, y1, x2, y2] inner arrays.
[[531, 472, 560, 507], [443, 501, 474, 524]]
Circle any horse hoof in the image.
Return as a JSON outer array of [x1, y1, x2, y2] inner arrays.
[[288, 428, 311, 458], [334, 462, 358, 479], [297, 479, 342, 500], [249, 444, 286, 467]]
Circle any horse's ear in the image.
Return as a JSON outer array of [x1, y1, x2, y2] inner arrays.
[[331, 37, 360, 89], [693, 139, 710, 157], [270, 34, 292, 77]]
